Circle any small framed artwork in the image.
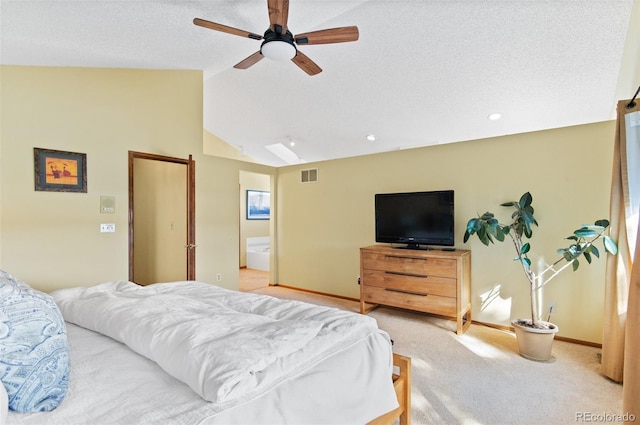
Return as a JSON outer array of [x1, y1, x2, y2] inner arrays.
[[246, 190, 270, 220], [34, 148, 87, 193]]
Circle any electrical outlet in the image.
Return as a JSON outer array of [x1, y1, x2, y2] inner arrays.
[[100, 223, 116, 233], [216, 273, 222, 281]]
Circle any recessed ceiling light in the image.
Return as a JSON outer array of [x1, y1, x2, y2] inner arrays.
[[488, 113, 502, 121], [366, 134, 376, 141]]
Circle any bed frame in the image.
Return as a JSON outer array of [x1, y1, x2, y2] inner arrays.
[[369, 353, 412, 425]]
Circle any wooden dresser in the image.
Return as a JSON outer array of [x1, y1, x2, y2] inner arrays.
[[360, 245, 471, 334]]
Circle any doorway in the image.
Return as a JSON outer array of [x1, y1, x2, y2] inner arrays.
[[128, 151, 196, 285], [239, 171, 271, 291]]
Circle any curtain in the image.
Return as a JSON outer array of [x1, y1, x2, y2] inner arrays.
[[625, 214, 640, 419], [602, 98, 640, 418]]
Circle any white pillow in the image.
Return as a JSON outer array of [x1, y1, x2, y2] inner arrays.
[[0, 382, 7, 425]]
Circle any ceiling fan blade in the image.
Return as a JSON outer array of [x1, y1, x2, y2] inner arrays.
[[234, 51, 265, 69], [193, 18, 263, 40], [291, 50, 322, 76], [295, 26, 359, 45], [267, 0, 289, 34]]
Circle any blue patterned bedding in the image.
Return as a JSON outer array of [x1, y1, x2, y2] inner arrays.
[[0, 270, 69, 412]]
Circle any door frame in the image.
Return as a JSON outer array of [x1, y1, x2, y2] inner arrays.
[[128, 151, 196, 282]]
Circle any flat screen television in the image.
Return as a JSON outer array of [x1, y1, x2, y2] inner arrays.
[[375, 190, 455, 249]]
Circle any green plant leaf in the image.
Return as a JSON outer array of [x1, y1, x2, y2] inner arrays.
[[519, 192, 533, 209], [521, 242, 530, 254], [521, 211, 536, 225], [478, 226, 492, 246], [466, 218, 478, 235], [487, 218, 499, 228], [480, 212, 495, 220], [524, 225, 533, 238], [574, 228, 598, 238], [583, 251, 592, 264], [591, 245, 600, 258], [582, 225, 605, 232], [604, 235, 618, 255], [572, 259, 579, 271], [521, 257, 531, 268], [595, 219, 610, 228]]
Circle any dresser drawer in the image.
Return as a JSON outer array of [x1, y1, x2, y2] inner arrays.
[[362, 270, 456, 298], [362, 285, 456, 317], [362, 251, 457, 278]]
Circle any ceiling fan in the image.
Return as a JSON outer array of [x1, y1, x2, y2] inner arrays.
[[194, 0, 359, 76]]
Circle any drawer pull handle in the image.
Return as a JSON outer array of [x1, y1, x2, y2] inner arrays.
[[386, 271, 428, 278], [386, 255, 426, 261], [385, 288, 428, 297]]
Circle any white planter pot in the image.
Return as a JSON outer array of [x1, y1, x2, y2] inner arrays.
[[511, 319, 559, 361]]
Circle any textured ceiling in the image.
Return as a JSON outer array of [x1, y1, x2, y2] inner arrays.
[[2, 1, 638, 166]]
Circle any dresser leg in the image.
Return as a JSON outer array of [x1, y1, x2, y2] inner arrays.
[[361, 301, 379, 314]]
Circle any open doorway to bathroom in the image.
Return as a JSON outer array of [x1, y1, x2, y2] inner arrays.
[[239, 171, 271, 291]]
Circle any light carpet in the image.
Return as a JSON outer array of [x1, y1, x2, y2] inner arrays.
[[252, 286, 623, 425]]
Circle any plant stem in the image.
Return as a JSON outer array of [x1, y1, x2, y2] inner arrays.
[[507, 225, 539, 328]]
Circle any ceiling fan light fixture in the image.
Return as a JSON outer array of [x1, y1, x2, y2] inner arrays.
[[261, 40, 296, 61]]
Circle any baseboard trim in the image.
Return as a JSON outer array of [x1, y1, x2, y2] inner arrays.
[[471, 320, 602, 349], [271, 283, 361, 303], [272, 284, 603, 349]]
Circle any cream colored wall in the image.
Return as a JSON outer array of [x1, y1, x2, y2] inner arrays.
[[0, 65, 276, 293], [239, 171, 271, 268], [203, 129, 258, 163], [276, 121, 616, 343]]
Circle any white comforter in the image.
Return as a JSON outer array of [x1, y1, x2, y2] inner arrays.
[[51, 281, 387, 414]]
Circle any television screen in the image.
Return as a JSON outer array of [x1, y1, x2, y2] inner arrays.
[[375, 190, 454, 249]]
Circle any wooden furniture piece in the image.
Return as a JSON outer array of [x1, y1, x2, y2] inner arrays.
[[369, 353, 412, 425], [360, 245, 471, 334]]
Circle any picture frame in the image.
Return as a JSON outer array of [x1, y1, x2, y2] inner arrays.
[[246, 190, 270, 220], [34, 148, 87, 193]]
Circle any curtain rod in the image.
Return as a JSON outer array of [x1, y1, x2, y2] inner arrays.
[[627, 85, 640, 109]]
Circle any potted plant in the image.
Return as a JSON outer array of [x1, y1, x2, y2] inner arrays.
[[463, 192, 618, 361]]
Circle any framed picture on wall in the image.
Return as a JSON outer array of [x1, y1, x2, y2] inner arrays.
[[246, 190, 270, 220], [34, 148, 87, 193]]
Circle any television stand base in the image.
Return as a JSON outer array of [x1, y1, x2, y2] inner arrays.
[[395, 244, 433, 251]]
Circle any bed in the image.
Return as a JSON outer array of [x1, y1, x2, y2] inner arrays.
[[2, 274, 410, 425]]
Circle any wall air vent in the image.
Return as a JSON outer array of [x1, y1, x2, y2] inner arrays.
[[300, 168, 318, 183]]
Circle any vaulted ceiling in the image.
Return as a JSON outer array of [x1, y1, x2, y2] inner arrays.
[[2, 1, 638, 166]]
